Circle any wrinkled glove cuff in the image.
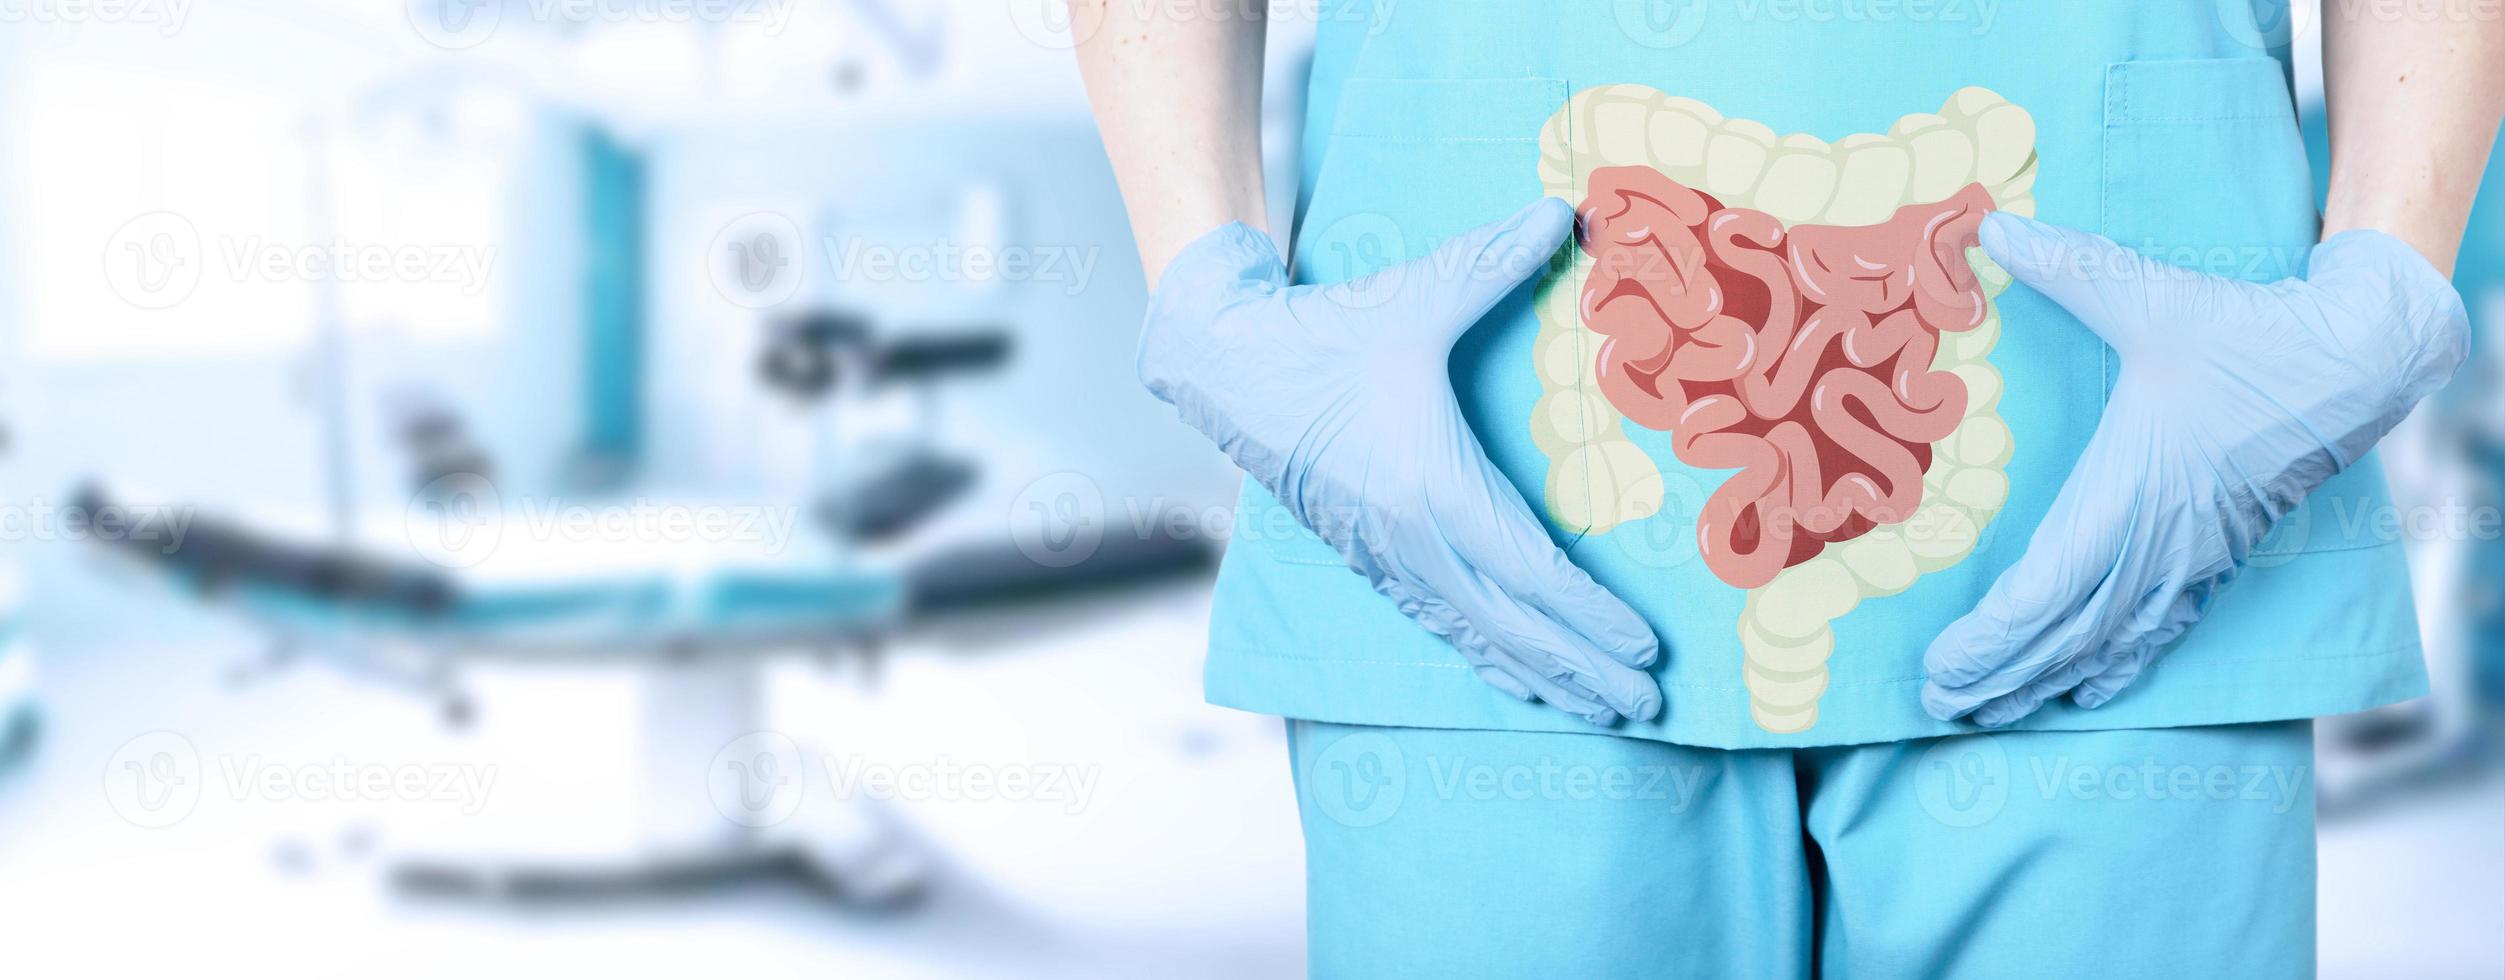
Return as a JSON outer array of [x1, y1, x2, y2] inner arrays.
[[1152, 222, 1288, 302], [1137, 223, 1290, 405], [2307, 229, 2473, 462]]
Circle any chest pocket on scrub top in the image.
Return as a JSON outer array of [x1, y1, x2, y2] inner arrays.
[[1242, 76, 1578, 566], [2098, 57, 2390, 559]]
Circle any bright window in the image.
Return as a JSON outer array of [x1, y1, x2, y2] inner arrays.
[[21, 61, 312, 359], [19, 61, 513, 360]]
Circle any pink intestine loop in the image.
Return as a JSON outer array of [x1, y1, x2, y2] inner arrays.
[[1577, 166, 1995, 589]]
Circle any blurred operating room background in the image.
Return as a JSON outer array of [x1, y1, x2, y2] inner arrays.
[[0, 2, 2495, 977]]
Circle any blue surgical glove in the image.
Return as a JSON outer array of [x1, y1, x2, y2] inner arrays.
[[1140, 199, 1663, 725], [1924, 213, 2470, 726]]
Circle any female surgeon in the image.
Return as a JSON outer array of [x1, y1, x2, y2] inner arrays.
[[1075, 2, 2504, 976]]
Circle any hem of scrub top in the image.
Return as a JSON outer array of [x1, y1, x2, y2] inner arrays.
[[1203, 639, 2428, 750], [1206, 504, 2428, 749]]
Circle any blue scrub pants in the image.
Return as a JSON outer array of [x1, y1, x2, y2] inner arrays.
[[1287, 719, 2315, 979]]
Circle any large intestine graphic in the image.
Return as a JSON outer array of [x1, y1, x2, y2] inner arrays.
[[1577, 167, 1995, 590], [1527, 85, 2036, 733]]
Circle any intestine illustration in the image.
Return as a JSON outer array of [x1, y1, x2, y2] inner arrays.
[[1528, 86, 2037, 733]]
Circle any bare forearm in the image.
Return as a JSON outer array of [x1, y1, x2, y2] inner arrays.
[[1072, 1, 1268, 288], [2322, 1, 2505, 274]]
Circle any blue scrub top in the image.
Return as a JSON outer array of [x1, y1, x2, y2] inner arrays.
[[1206, 0, 2427, 748]]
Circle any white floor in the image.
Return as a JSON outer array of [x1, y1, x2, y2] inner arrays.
[[0, 573, 2497, 979], [2320, 773, 2505, 979], [0, 578, 1306, 979]]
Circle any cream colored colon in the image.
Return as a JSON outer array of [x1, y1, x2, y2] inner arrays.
[[1529, 85, 2038, 734]]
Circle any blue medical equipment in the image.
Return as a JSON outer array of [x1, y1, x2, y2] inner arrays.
[[72, 314, 1210, 906]]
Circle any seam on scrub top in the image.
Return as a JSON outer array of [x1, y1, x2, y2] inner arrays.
[[1813, 641, 2426, 687], [1299, 658, 1469, 670], [2250, 537, 2404, 558], [2101, 70, 2116, 401], [1651, 640, 2423, 693], [1560, 77, 1606, 550], [1221, 647, 1476, 669], [1214, 641, 2420, 690], [2108, 114, 2292, 124]]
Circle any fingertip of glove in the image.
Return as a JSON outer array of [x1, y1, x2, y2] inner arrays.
[[1621, 688, 1662, 724], [1919, 681, 1976, 724], [1567, 646, 1662, 721], [1472, 666, 1536, 702], [1492, 198, 1575, 256], [1525, 196, 1574, 233], [1921, 631, 1994, 691], [1976, 210, 2039, 258], [1977, 211, 2097, 285]]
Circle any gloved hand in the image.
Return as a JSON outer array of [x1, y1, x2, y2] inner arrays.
[[1924, 213, 2469, 726], [1140, 199, 1663, 725]]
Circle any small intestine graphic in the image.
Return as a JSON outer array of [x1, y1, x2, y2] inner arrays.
[[1577, 167, 1995, 589], [1528, 84, 2035, 732]]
